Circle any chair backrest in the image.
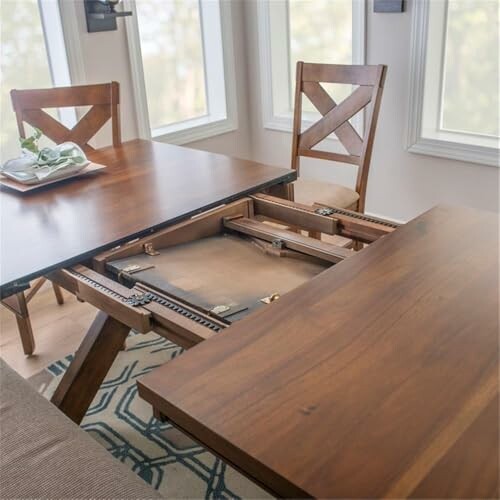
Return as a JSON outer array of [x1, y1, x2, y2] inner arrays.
[[10, 82, 121, 154], [291, 62, 386, 212]]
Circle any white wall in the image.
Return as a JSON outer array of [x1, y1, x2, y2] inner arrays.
[[66, 1, 252, 159], [187, 0, 252, 160], [67, 0, 499, 221], [66, 1, 139, 145]]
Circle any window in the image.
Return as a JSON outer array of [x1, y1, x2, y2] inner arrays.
[[126, 0, 237, 144], [407, 0, 499, 167], [257, 0, 365, 132], [0, 0, 77, 162]]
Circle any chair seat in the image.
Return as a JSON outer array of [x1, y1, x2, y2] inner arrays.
[[293, 178, 360, 210]]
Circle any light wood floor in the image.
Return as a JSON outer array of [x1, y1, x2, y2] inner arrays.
[[0, 283, 96, 378]]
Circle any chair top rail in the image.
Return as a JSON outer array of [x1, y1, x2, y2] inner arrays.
[[11, 82, 118, 110], [301, 63, 385, 86]]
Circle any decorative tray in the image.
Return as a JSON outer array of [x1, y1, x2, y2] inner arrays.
[[0, 162, 106, 193]]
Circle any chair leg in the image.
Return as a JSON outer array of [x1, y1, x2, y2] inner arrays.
[[15, 311, 35, 356], [52, 282, 64, 305], [2, 292, 35, 355]]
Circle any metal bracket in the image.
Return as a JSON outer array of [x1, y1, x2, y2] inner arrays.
[[272, 239, 285, 249], [260, 293, 281, 304], [143, 243, 160, 256], [210, 305, 231, 315], [118, 264, 155, 283]]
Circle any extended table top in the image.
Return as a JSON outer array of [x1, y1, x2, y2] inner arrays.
[[138, 204, 499, 498], [0, 139, 294, 295]]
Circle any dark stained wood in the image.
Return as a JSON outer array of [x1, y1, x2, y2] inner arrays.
[[49, 266, 152, 333], [0, 139, 296, 297], [290, 61, 303, 175], [137, 205, 499, 498], [298, 85, 372, 151], [302, 63, 383, 85], [251, 193, 338, 234], [302, 81, 363, 156], [92, 198, 252, 272], [252, 193, 398, 243], [291, 62, 387, 213], [297, 147, 360, 165], [223, 217, 352, 264], [10, 82, 121, 154], [1, 292, 35, 355], [50, 311, 130, 424], [409, 395, 499, 499], [49, 264, 221, 351], [6, 83, 119, 352]]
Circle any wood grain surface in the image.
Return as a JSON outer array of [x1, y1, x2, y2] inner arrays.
[[0, 139, 295, 295], [138, 205, 499, 498]]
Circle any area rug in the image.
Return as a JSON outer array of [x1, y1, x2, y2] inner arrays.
[[30, 331, 270, 499]]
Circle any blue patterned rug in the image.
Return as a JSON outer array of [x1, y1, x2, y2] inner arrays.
[[31, 331, 270, 499]]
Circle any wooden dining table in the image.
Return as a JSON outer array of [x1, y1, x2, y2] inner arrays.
[[1, 138, 498, 499], [0, 139, 295, 297], [138, 203, 499, 498]]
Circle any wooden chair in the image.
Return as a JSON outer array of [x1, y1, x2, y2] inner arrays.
[[3, 82, 121, 355], [11, 81, 121, 154], [290, 62, 386, 214]]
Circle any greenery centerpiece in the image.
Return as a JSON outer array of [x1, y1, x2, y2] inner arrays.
[[0, 128, 89, 182]]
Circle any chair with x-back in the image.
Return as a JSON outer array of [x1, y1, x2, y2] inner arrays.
[[290, 62, 386, 214], [10, 81, 121, 154], [4, 82, 121, 356]]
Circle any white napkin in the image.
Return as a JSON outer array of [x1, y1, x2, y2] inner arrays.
[[1, 142, 89, 181]]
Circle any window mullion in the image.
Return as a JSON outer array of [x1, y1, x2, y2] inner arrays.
[[38, 0, 77, 128], [199, 0, 226, 121]]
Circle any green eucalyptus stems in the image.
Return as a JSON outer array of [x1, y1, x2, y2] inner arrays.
[[19, 128, 42, 154], [19, 128, 87, 170]]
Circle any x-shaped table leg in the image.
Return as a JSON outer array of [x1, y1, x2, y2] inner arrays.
[[51, 311, 130, 424]]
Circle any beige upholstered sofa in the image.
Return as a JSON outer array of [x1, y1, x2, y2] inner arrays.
[[0, 358, 162, 500]]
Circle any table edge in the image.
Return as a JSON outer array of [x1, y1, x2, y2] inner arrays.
[[0, 169, 296, 298]]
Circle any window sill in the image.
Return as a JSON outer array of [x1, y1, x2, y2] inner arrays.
[[152, 115, 237, 146], [407, 137, 499, 168]]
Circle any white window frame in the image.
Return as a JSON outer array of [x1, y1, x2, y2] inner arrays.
[[407, 0, 499, 167], [57, 0, 87, 87], [13, 0, 86, 130], [39, 0, 83, 128], [256, 0, 366, 135], [124, 0, 238, 145]]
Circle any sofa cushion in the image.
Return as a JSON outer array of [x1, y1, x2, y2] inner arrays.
[[0, 358, 162, 500]]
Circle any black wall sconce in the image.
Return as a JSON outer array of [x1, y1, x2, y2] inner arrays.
[[84, 0, 132, 33]]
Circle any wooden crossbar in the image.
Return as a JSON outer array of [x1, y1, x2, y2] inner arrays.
[[299, 85, 372, 150], [302, 81, 363, 156], [302, 63, 383, 86], [223, 217, 352, 264]]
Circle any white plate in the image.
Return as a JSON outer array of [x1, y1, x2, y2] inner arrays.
[[0, 162, 88, 185], [0, 162, 106, 193]]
